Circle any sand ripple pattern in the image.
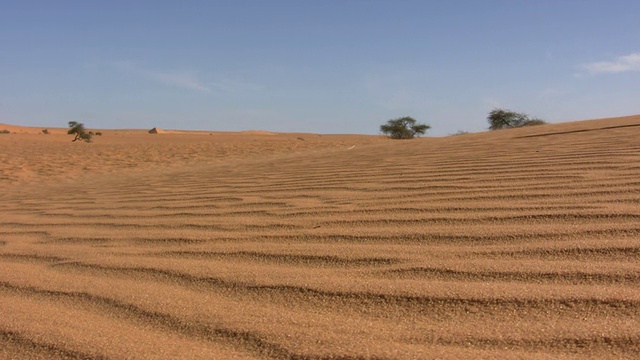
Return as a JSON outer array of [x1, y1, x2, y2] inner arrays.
[[1, 118, 640, 358]]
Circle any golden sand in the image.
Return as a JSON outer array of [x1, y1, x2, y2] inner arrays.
[[1, 116, 639, 359]]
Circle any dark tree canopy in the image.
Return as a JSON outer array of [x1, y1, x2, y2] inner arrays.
[[67, 121, 93, 142], [380, 116, 430, 139], [487, 109, 547, 130]]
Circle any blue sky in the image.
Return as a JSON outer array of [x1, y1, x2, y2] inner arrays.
[[1, 0, 639, 135]]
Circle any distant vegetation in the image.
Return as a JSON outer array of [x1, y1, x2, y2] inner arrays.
[[0, 129, 9, 134], [380, 116, 430, 139], [67, 121, 92, 142], [488, 108, 547, 130], [450, 130, 470, 136], [42, 129, 49, 134]]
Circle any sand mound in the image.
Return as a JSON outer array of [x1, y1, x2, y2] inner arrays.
[[1, 115, 640, 358], [0, 124, 68, 135], [241, 130, 278, 136]]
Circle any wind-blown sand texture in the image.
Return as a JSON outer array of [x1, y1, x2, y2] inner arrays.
[[1, 116, 640, 359]]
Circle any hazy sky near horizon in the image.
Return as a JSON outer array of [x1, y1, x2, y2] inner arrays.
[[2, 1, 639, 136]]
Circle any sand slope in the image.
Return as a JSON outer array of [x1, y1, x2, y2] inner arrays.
[[1, 117, 640, 359]]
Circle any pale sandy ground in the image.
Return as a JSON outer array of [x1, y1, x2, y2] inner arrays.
[[1, 116, 639, 359]]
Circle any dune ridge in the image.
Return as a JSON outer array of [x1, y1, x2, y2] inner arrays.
[[1, 115, 640, 358]]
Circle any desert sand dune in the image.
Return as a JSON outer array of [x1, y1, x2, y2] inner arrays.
[[1, 116, 640, 359]]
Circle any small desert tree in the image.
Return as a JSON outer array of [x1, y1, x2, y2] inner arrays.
[[380, 116, 430, 139], [67, 121, 92, 142], [487, 108, 546, 130]]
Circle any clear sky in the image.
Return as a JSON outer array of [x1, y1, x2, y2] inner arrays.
[[2, 0, 639, 136]]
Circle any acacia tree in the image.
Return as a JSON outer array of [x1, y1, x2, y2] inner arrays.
[[487, 109, 546, 130], [380, 116, 430, 139], [67, 121, 92, 142]]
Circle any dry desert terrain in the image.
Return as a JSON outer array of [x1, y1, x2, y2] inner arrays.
[[1, 117, 640, 359]]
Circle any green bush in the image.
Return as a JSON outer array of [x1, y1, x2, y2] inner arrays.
[[451, 130, 469, 136], [487, 109, 547, 130], [380, 116, 430, 139], [67, 121, 93, 142], [519, 119, 547, 127]]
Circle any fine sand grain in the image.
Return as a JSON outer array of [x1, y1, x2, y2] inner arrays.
[[1, 116, 640, 359]]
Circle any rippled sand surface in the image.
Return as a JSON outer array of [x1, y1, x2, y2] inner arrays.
[[1, 117, 639, 359]]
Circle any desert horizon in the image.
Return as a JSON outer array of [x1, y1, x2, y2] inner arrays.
[[2, 114, 640, 359]]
